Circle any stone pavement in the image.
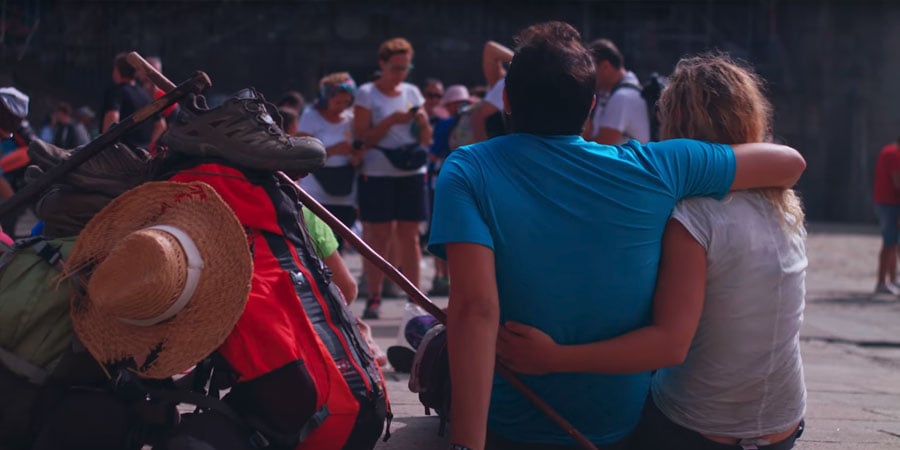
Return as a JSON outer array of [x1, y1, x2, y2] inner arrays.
[[342, 223, 900, 449]]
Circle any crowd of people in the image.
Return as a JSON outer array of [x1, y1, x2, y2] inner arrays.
[[0, 19, 811, 450]]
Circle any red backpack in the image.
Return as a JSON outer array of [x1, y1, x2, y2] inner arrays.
[[167, 161, 388, 450]]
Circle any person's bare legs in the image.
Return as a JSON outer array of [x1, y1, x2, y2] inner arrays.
[[362, 221, 394, 317], [395, 220, 422, 291]]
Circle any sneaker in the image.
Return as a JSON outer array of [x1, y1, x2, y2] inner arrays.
[[875, 282, 900, 295], [362, 296, 381, 319], [427, 276, 450, 297], [387, 345, 416, 373], [160, 88, 327, 174]]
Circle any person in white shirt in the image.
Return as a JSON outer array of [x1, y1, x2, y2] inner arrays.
[[498, 53, 807, 450], [584, 39, 650, 145], [353, 37, 433, 319], [297, 72, 359, 239]]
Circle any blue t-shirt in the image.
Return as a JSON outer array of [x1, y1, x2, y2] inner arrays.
[[428, 134, 735, 445]]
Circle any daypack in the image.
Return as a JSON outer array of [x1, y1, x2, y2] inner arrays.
[[0, 237, 180, 450], [166, 159, 389, 450], [0, 237, 76, 373], [612, 72, 669, 142], [0, 237, 74, 449], [408, 324, 451, 436]]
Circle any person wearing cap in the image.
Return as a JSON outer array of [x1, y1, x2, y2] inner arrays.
[[297, 71, 359, 246], [426, 84, 472, 298]]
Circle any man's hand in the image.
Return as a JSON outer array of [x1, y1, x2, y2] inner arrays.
[[497, 321, 560, 375]]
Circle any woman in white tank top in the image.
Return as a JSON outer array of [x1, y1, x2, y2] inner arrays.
[[496, 54, 807, 450]]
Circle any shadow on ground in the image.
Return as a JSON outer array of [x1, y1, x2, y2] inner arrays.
[[807, 291, 898, 306]]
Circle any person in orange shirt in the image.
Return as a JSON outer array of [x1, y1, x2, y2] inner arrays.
[[873, 138, 900, 294]]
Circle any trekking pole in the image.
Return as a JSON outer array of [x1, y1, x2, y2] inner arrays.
[[0, 69, 211, 220], [132, 56, 598, 450]]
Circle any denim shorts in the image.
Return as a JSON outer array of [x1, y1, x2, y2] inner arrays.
[[875, 203, 900, 246]]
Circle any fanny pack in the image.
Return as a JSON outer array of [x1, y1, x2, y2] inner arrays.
[[376, 143, 427, 171], [311, 164, 355, 197]]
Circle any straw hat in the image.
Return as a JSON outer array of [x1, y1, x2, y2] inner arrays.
[[67, 181, 252, 379]]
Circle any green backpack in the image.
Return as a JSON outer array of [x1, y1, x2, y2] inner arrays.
[[0, 236, 77, 379]]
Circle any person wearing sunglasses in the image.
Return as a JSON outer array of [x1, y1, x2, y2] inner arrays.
[[354, 37, 433, 319]]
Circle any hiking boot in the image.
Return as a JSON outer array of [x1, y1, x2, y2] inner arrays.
[[362, 296, 381, 319], [160, 88, 326, 174]]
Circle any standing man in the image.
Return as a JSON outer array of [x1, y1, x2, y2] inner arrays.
[[584, 38, 650, 145], [102, 52, 165, 148], [873, 138, 900, 294], [428, 21, 805, 449]]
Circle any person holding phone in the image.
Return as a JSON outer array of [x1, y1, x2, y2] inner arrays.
[[353, 37, 433, 319]]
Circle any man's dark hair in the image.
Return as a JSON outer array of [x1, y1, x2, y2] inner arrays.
[[588, 39, 624, 69], [505, 21, 595, 135], [114, 52, 137, 79], [277, 90, 305, 111]]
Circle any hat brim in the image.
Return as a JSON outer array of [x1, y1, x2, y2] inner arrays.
[[67, 181, 252, 379]]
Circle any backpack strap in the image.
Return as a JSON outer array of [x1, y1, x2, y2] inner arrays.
[[611, 80, 642, 95], [0, 241, 17, 271], [0, 345, 48, 385]]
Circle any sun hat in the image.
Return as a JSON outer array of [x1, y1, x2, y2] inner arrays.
[[66, 181, 253, 379], [440, 85, 471, 106]]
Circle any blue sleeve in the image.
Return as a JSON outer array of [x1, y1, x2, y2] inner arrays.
[[427, 150, 494, 259], [645, 138, 735, 200], [429, 117, 457, 158]]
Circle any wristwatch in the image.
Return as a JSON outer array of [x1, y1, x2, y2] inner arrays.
[[352, 139, 365, 150], [448, 444, 473, 450]]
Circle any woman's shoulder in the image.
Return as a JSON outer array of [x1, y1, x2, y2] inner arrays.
[[357, 82, 377, 94], [400, 82, 422, 94]]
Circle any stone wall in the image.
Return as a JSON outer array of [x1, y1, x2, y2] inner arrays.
[[1, 0, 894, 222]]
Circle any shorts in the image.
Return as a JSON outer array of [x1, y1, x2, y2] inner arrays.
[[875, 203, 900, 246], [630, 396, 804, 450], [357, 174, 428, 223]]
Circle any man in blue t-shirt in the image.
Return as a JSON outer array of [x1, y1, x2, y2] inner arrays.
[[428, 21, 806, 450]]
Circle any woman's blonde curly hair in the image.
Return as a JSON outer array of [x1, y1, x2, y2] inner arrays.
[[658, 53, 804, 232]]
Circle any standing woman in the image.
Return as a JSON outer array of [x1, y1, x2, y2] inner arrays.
[[353, 37, 433, 319], [298, 72, 359, 244], [497, 53, 807, 449]]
